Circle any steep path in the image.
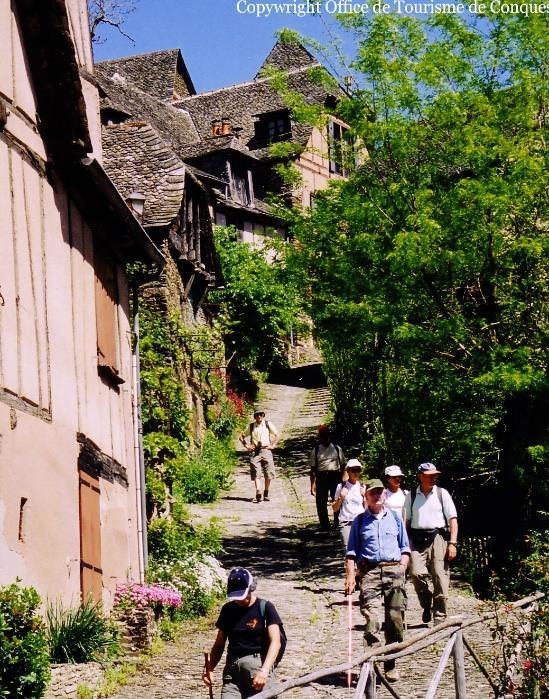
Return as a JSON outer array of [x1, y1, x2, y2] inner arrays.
[[109, 381, 498, 699]]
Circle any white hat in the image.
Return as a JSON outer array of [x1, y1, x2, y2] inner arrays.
[[346, 458, 362, 471], [385, 465, 404, 477]]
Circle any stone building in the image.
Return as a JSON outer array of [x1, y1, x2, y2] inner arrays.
[[96, 39, 350, 244], [96, 39, 350, 368], [0, 0, 163, 606]]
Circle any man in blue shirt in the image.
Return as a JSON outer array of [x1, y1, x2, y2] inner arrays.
[[344, 478, 410, 683]]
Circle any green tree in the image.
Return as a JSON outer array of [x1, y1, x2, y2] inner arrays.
[[211, 226, 304, 390], [288, 13, 548, 548]]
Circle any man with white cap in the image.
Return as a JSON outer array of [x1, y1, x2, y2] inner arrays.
[[404, 463, 458, 625], [383, 465, 409, 520], [332, 458, 365, 552], [203, 567, 283, 697]]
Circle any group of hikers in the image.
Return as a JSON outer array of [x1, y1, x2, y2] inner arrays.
[[203, 411, 459, 697]]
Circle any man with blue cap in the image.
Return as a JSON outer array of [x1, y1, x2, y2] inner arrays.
[[202, 567, 283, 697], [404, 462, 458, 625]]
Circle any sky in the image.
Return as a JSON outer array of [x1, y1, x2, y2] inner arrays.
[[92, 1, 352, 93]]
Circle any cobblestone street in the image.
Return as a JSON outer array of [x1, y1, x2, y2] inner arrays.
[[110, 381, 499, 699]]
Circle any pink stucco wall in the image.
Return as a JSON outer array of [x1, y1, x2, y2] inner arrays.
[[0, 0, 141, 609]]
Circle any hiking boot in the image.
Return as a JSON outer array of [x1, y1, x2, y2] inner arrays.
[[363, 629, 381, 647], [385, 668, 400, 683], [263, 490, 270, 501], [422, 606, 432, 624], [255, 491, 262, 502]]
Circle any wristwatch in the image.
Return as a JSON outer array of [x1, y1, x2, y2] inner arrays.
[[448, 541, 458, 547]]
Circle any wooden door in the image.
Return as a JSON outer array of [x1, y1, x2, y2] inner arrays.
[[79, 469, 103, 602]]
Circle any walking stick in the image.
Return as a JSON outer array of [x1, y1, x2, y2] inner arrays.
[[204, 652, 214, 699], [347, 591, 353, 689]]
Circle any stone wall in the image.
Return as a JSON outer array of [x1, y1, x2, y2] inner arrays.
[[113, 606, 157, 654], [44, 662, 104, 699]]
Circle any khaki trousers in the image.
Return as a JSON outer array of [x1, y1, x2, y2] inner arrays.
[[222, 653, 276, 698], [410, 532, 449, 620]]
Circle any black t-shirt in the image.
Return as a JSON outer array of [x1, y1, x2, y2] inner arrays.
[[216, 598, 282, 659]]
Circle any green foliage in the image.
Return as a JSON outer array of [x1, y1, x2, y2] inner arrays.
[[139, 301, 190, 446], [146, 552, 225, 625], [76, 685, 94, 699], [487, 530, 549, 698], [97, 662, 137, 697], [288, 13, 548, 542], [0, 584, 50, 698], [46, 598, 119, 664], [148, 517, 222, 562], [210, 226, 304, 381]]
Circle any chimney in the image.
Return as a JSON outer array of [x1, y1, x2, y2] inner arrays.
[[221, 116, 232, 135], [211, 119, 222, 137]]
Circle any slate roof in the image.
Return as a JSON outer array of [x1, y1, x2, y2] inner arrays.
[[96, 68, 199, 154], [255, 39, 319, 78], [174, 65, 330, 154], [178, 134, 260, 161], [214, 192, 279, 219], [97, 49, 195, 101], [101, 120, 186, 227]]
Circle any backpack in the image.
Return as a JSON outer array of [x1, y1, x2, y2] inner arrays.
[[314, 442, 344, 470], [410, 485, 448, 526], [258, 599, 287, 667], [249, 421, 272, 443]]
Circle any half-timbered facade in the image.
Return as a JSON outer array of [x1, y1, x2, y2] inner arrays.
[[0, 0, 162, 607]]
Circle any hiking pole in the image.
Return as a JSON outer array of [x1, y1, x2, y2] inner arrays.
[[204, 652, 214, 699], [347, 590, 353, 690]]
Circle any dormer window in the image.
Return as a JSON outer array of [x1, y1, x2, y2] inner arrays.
[[254, 109, 292, 145]]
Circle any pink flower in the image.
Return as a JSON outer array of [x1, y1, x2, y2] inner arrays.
[[114, 582, 182, 610], [522, 659, 534, 671]]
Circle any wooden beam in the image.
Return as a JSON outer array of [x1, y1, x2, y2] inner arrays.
[[425, 635, 456, 699], [374, 663, 404, 699], [354, 662, 371, 699], [463, 634, 498, 693], [365, 663, 376, 699], [453, 630, 467, 698], [253, 595, 544, 699]]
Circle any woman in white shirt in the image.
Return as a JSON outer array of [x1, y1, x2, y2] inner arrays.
[[383, 465, 408, 520], [332, 459, 365, 553]]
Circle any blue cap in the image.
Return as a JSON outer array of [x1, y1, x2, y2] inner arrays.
[[227, 567, 254, 601], [418, 462, 441, 474]]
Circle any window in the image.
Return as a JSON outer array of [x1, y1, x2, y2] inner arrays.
[[267, 114, 290, 142], [94, 249, 123, 385], [328, 120, 353, 176], [254, 110, 292, 145]]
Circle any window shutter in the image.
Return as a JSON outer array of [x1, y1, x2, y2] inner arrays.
[[94, 251, 119, 375], [79, 470, 103, 602]]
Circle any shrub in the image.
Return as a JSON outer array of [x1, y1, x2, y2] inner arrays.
[[46, 598, 119, 664], [147, 554, 226, 627], [148, 518, 222, 562], [180, 460, 219, 503], [0, 583, 50, 698]]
